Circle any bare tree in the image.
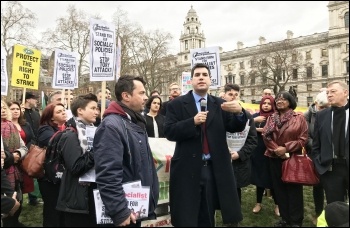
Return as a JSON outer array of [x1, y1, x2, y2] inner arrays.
[[112, 8, 183, 96], [1, 1, 37, 55], [42, 5, 90, 84], [250, 39, 304, 95]]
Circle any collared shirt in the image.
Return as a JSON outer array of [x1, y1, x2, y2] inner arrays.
[[192, 92, 211, 160]]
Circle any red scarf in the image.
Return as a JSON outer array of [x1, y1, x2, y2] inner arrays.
[[1, 119, 23, 190], [263, 109, 295, 141]]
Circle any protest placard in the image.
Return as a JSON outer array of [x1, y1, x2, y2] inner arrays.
[[1, 46, 8, 95], [89, 18, 116, 81], [52, 49, 78, 89], [190, 46, 221, 88], [11, 44, 41, 89]]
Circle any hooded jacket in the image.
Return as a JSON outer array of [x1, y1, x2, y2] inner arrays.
[[93, 101, 159, 226]]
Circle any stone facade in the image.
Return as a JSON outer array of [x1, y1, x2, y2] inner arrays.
[[177, 1, 349, 106]]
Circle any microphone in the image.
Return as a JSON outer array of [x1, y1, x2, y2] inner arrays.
[[200, 99, 207, 112]]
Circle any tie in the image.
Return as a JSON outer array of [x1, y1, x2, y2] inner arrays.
[[199, 98, 209, 155]]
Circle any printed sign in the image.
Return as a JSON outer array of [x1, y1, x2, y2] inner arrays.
[[190, 46, 221, 88], [181, 72, 192, 95], [1, 46, 8, 95], [11, 44, 41, 89], [52, 49, 78, 89], [89, 18, 116, 81]]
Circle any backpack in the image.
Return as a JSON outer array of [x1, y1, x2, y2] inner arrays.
[[43, 126, 77, 184]]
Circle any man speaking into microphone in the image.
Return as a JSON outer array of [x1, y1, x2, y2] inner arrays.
[[165, 63, 247, 227]]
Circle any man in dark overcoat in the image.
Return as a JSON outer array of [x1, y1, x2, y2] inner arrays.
[[164, 63, 247, 227]]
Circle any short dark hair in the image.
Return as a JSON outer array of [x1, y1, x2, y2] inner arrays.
[[275, 91, 297, 110], [150, 90, 160, 96], [224, 83, 240, 93], [115, 75, 146, 101], [146, 95, 163, 110], [191, 63, 211, 78], [71, 93, 98, 117]]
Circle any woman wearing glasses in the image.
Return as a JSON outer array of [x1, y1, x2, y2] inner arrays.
[[262, 91, 308, 227]]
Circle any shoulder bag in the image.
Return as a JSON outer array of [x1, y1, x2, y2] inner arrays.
[[281, 146, 320, 186], [21, 144, 46, 178]]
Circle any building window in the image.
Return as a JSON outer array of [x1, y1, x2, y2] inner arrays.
[[307, 84, 312, 91], [251, 88, 255, 96], [345, 12, 349, 28], [307, 67, 313, 78], [293, 68, 298, 79], [307, 96, 314, 106], [262, 58, 267, 67], [227, 73, 233, 84], [240, 74, 245, 85], [239, 61, 244, 69], [306, 50, 312, 60], [322, 82, 327, 88], [240, 89, 244, 96], [185, 40, 188, 50], [322, 65, 328, 77], [184, 55, 188, 61], [262, 73, 267, 84], [199, 40, 201, 48], [282, 69, 286, 81], [250, 74, 255, 85], [321, 49, 328, 57], [347, 44, 349, 52], [346, 61, 349, 73], [292, 53, 297, 62]]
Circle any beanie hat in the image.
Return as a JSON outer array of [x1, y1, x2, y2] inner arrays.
[[325, 201, 349, 227]]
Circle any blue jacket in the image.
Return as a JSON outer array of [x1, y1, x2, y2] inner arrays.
[[93, 101, 159, 226]]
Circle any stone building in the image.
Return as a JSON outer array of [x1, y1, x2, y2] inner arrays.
[[176, 1, 349, 106]]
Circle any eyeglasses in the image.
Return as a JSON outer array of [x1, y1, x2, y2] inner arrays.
[[276, 98, 287, 102], [170, 88, 180, 91]]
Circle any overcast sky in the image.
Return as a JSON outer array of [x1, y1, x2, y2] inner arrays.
[[12, 1, 329, 54]]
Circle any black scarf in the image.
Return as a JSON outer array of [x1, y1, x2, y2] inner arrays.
[[332, 102, 349, 158], [117, 101, 146, 130]]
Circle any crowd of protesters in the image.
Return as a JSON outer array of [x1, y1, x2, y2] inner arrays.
[[1, 72, 348, 227]]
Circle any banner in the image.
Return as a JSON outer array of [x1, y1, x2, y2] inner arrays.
[[141, 214, 172, 227], [181, 72, 191, 95], [149, 138, 175, 205], [11, 44, 41, 89], [52, 49, 78, 89], [89, 18, 116, 81], [240, 102, 308, 115], [1, 46, 8, 95], [190, 46, 221, 88]]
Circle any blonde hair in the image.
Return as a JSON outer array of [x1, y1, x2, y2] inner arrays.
[[327, 80, 348, 90], [1, 100, 12, 121]]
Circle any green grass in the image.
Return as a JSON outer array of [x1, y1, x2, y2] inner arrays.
[[20, 185, 316, 227], [215, 185, 315, 227]]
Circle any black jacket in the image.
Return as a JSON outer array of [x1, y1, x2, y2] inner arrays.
[[145, 114, 165, 138], [1, 169, 16, 214], [21, 122, 36, 148], [55, 118, 95, 215], [232, 111, 258, 188], [23, 108, 40, 138], [93, 101, 159, 226]]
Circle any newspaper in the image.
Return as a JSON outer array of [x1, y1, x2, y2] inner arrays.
[[226, 120, 250, 152], [78, 126, 97, 183], [94, 180, 149, 224]]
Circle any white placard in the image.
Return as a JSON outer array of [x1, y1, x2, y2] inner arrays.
[[94, 181, 150, 224], [181, 72, 192, 95], [226, 120, 250, 152], [89, 18, 116, 81], [115, 36, 121, 82], [52, 49, 78, 89], [190, 46, 221, 88], [1, 46, 8, 95]]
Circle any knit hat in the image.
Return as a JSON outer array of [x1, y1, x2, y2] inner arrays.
[[325, 201, 349, 227]]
